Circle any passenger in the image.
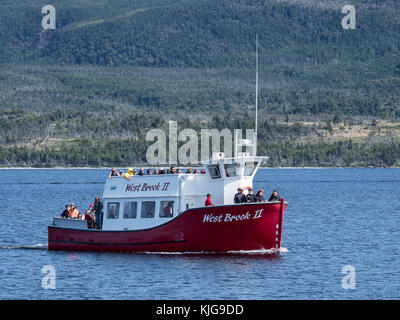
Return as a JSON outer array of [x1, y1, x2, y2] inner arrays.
[[154, 168, 159, 175], [268, 190, 281, 202], [162, 202, 173, 217], [93, 197, 103, 229], [119, 170, 124, 176], [194, 169, 200, 174], [68, 203, 80, 219], [205, 193, 215, 207], [255, 189, 266, 202], [124, 168, 135, 180], [61, 205, 70, 218], [176, 168, 182, 174], [138, 168, 145, 176], [187, 168, 193, 174], [246, 188, 256, 203], [85, 204, 96, 229], [169, 166, 177, 174], [201, 169, 206, 174], [108, 168, 119, 178], [146, 169, 152, 175], [234, 188, 246, 203], [159, 169, 165, 174]]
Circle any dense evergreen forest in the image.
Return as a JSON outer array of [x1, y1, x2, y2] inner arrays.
[[0, 0, 399, 167]]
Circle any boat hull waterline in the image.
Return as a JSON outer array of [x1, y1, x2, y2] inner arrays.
[[48, 200, 287, 253]]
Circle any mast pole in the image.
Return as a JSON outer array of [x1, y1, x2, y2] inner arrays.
[[255, 33, 258, 156]]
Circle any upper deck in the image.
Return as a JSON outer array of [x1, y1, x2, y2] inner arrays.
[[53, 156, 268, 231], [103, 156, 267, 206]]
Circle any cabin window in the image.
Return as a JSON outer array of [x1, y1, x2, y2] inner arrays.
[[141, 201, 155, 218], [224, 163, 240, 177], [244, 162, 258, 176], [207, 165, 221, 179], [123, 202, 137, 219], [159, 201, 174, 218], [107, 202, 120, 219]]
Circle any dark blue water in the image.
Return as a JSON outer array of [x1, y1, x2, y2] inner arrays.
[[0, 168, 399, 299]]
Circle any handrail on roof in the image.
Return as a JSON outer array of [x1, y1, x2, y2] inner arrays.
[[200, 156, 269, 165]]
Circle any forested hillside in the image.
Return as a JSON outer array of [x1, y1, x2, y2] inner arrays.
[[0, 0, 399, 167]]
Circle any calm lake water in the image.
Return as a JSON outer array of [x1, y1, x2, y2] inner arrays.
[[0, 168, 399, 299]]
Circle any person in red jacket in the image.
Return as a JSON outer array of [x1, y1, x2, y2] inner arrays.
[[205, 194, 215, 207]]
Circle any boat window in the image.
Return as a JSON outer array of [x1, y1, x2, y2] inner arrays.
[[123, 202, 137, 219], [107, 202, 120, 219], [141, 201, 155, 218], [224, 163, 240, 177], [244, 162, 258, 176], [207, 165, 221, 179], [159, 201, 174, 218]]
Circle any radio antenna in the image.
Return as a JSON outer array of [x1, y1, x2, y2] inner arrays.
[[255, 33, 258, 156]]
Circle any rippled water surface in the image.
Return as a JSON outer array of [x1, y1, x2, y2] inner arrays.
[[0, 168, 399, 299]]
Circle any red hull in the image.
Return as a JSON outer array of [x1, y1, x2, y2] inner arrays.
[[48, 200, 287, 253]]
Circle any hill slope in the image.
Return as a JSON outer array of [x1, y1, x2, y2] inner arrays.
[[0, 0, 399, 167]]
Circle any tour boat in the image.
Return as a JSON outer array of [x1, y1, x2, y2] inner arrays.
[[47, 156, 287, 253], [47, 37, 287, 253]]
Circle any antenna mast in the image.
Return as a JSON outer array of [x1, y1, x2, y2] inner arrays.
[[255, 33, 258, 156]]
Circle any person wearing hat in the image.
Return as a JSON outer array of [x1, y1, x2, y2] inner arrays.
[[234, 187, 246, 204], [255, 189, 266, 202], [124, 168, 135, 180], [246, 188, 256, 203]]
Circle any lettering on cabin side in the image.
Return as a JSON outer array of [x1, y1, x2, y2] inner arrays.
[[125, 182, 171, 192], [202, 209, 264, 223]]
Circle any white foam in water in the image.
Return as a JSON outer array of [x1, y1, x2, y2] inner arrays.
[[0, 243, 48, 250], [142, 247, 289, 255], [228, 247, 289, 255]]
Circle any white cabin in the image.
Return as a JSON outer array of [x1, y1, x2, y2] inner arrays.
[[100, 157, 266, 231]]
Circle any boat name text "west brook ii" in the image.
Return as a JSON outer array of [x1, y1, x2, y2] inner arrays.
[[202, 209, 264, 223], [125, 182, 171, 192]]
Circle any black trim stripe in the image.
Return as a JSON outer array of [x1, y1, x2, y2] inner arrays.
[[49, 239, 186, 246]]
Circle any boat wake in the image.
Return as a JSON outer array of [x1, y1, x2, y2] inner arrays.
[[0, 243, 48, 250], [227, 247, 289, 255], [142, 247, 289, 256]]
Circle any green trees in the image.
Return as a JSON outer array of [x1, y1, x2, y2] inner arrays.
[[0, 1, 399, 167]]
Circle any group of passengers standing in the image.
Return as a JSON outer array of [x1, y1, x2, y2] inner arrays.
[[60, 197, 103, 229], [109, 167, 205, 179], [234, 188, 281, 203], [205, 188, 281, 206]]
